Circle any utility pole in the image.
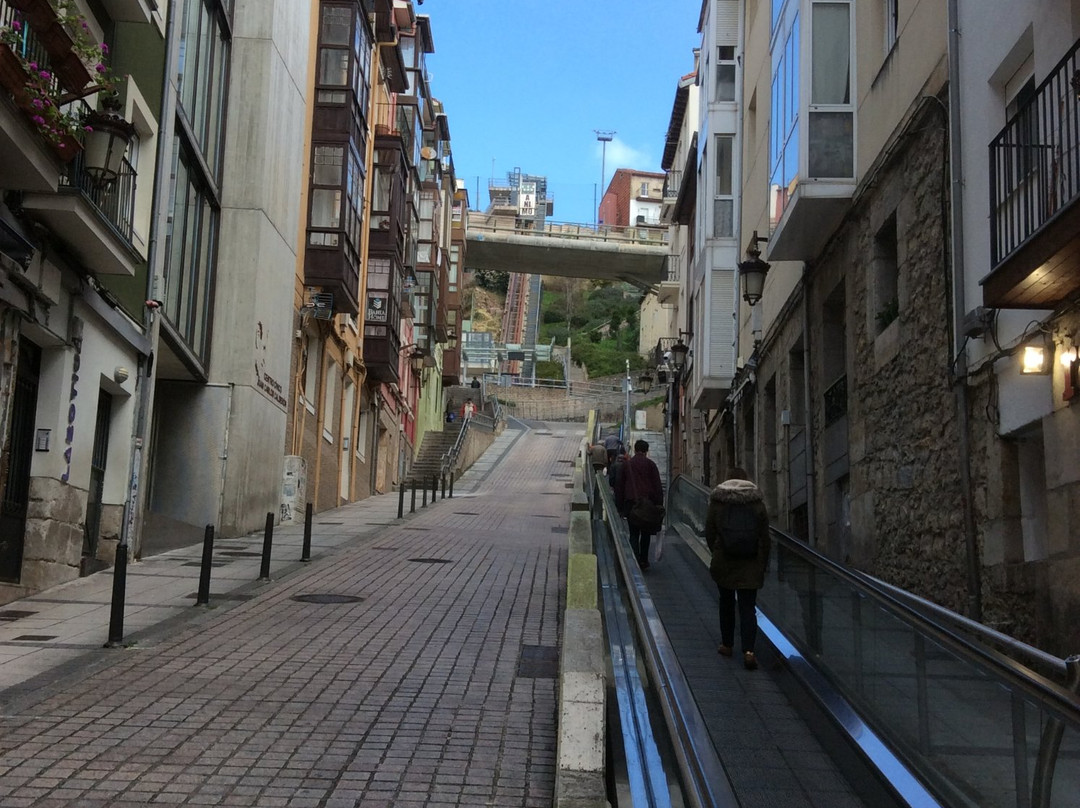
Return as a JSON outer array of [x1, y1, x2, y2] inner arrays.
[[594, 130, 614, 225]]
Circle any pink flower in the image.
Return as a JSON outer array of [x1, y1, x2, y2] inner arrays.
[[84, 125, 94, 132], [95, 63, 106, 73], [12, 20, 21, 31], [100, 43, 109, 54], [28, 61, 37, 71], [39, 70, 51, 80], [31, 115, 45, 126], [31, 99, 43, 109]]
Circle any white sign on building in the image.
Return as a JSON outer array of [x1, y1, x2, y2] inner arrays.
[[518, 181, 536, 217]]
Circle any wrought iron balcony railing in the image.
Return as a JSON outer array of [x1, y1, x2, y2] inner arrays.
[[989, 37, 1080, 267], [59, 145, 136, 244], [663, 169, 682, 200]]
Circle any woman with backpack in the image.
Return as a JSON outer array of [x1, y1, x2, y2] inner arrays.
[[705, 468, 771, 670]]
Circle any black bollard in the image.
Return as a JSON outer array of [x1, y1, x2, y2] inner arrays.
[[301, 503, 313, 562], [398, 481, 406, 519], [449, 472, 454, 498], [105, 543, 129, 647], [441, 474, 447, 500], [410, 479, 417, 513], [259, 512, 274, 580], [422, 479, 428, 507], [196, 524, 215, 605], [432, 474, 438, 502]]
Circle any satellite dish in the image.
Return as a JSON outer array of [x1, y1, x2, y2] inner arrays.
[[420, 146, 436, 160]]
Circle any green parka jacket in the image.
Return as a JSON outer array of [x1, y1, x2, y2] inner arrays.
[[705, 479, 771, 590]]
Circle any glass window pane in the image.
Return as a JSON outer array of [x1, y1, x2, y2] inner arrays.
[[715, 135, 733, 195], [716, 64, 736, 102], [319, 48, 349, 86], [314, 145, 344, 185], [809, 111, 852, 177], [812, 3, 850, 105], [321, 6, 350, 46], [311, 189, 342, 229]]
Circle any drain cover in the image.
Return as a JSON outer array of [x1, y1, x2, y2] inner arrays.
[[518, 645, 558, 678], [291, 594, 365, 604], [408, 558, 453, 564], [13, 635, 55, 642], [453, 511, 480, 515], [0, 610, 37, 621], [219, 551, 262, 557]]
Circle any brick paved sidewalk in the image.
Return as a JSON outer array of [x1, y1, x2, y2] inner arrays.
[[0, 421, 582, 807]]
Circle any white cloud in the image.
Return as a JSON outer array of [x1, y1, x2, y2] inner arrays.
[[596, 138, 655, 174]]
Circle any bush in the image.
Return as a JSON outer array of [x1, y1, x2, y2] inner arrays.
[[535, 360, 564, 380]]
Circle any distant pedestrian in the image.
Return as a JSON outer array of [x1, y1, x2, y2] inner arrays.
[[603, 431, 622, 466], [462, 398, 477, 418], [608, 447, 627, 490], [588, 442, 609, 474], [471, 376, 481, 389], [614, 439, 664, 569], [705, 468, 771, 671]]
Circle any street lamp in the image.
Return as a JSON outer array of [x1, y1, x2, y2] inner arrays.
[[738, 231, 771, 306], [670, 338, 690, 375], [595, 129, 615, 225]]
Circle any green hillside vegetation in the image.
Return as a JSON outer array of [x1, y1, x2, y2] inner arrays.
[[539, 278, 647, 378]]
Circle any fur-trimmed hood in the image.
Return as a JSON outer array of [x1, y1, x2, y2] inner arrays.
[[710, 478, 763, 505]]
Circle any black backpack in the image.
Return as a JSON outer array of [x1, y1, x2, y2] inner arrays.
[[719, 502, 759, 559]]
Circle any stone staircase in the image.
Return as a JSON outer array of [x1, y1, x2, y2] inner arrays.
[[407, 427, 461, 483]]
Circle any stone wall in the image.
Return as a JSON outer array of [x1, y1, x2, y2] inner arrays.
[[22, 477, 87, 591]]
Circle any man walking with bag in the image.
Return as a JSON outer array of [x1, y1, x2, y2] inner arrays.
[[705, 468, 771, 670], [615, 439, 664, 570]]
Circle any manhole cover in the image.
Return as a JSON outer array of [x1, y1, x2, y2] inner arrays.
[[453, 511, 480, 516], [0, 610, 37, 621], [408, 558, 453, 565], [182, 561, 230, 568], [320, 521, 345, 525], [291, 594, 365, 604], [13, 635, 55, 642], [403, 527, 431, 531], [518, 645, 558, 678], [219, 551, 262, 557]]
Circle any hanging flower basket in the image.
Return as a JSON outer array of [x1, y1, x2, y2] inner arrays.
[[0, 42, 83, 163], [7, 0, 54, 29], [48, 46, 92, 93], [50, 131, 82, 163], [0, 42, 28, 95]]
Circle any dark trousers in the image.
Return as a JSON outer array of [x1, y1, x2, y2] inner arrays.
[[718, 586, 759, 652], [628, 521, 651, 565]]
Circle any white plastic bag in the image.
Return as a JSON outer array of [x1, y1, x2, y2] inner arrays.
[[652, 530, 664, 562]]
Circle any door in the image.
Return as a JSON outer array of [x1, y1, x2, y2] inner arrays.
[[339, 379, 354, 501], [0, 341, 41, 582], [82, 391, 113, 563]]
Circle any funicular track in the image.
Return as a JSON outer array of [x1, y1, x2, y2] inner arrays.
[[584, 462, 1080, 808]]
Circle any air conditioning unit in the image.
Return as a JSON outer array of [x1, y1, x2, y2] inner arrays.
[[311, 292, 333, 320]]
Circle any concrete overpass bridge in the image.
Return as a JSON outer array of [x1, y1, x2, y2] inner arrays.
[[465, 215, 669, 288]]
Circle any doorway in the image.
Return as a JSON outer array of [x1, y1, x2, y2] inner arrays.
[[82, 390, 113, 572], [0, 340, 41, 582]]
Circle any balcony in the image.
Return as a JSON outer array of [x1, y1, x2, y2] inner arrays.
[[21, 146, 139, 276], [984, 37, 1080, 309], [661, 169, 681, 221], [658, 253, 680, 304]]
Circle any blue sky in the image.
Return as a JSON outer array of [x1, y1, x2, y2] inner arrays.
[[426, 1, 704, 226]]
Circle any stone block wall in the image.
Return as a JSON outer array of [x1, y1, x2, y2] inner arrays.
[[22, 477, 87, 591]]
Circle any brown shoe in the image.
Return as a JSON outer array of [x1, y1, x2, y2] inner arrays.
[[717, 645, 733, 657], [743, 651, 758, 671]]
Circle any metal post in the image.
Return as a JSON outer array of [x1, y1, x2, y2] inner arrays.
[[259, 512, 273, 580], [441, 473, 446, 500], [449, 472, 454, 498], [411, 479, 417, 513], [105, 543, 128, 647], [433, 474, 439, 502], [422, 479, 428, 507], [301, 503, 312, 562], [196, 524, 215, 605], [398, 480, 406, 518]]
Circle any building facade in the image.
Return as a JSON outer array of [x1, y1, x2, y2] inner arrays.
[[0, 0, 164, 597]]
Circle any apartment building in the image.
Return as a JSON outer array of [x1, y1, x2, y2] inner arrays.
[[0, 0, 163, 596]]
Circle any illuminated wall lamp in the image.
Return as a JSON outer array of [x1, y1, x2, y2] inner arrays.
[[1019, 339, 1052, 375]]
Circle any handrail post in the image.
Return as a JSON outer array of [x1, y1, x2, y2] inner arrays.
[[1032, 655, 1080, 808]]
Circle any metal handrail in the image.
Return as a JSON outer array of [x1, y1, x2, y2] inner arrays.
[[439, 414, 470, 478], [586, 460, 736, 807], [467, 215, 671, 248], [669, 474, 1080, 808]]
